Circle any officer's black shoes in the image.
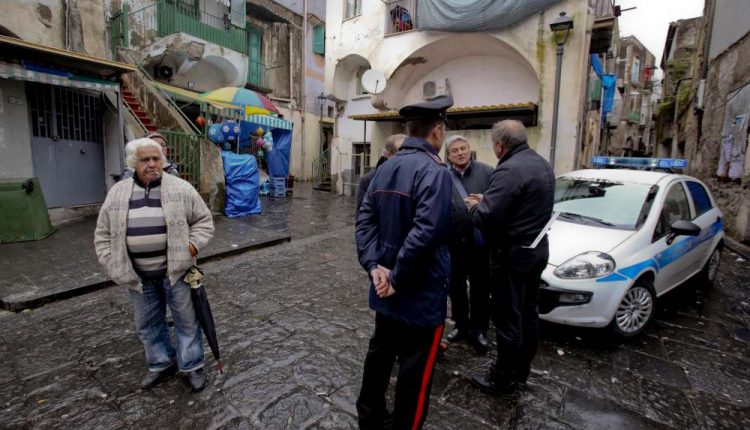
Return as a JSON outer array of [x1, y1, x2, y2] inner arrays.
[[470, 332, 489, 354], [140, 362, 178, 390], [188, 368, 208, 392], [470, 373, 516, 396], [446, 328, 469, 342]]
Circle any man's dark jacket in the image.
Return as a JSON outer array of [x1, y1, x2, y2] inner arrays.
[[356, 156, 387, 211], [448, 161, 493, 244], [470, 143, 554, 271], [356, 137, 453, 327]]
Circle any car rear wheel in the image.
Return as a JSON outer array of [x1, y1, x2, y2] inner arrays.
[[610, 279, 656, 338], [697, 246, 721, 285]]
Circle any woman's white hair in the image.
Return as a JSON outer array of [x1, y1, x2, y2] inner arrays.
[[125, 138, 166, 169]]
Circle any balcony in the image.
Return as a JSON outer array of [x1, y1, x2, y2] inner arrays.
[[111, 1, 248, 56], [626, 111, 640, 124], [385, 0, 418, 35], [246, 59, 273, 91]]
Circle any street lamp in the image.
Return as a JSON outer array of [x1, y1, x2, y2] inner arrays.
[[549, 11, 574, 172]]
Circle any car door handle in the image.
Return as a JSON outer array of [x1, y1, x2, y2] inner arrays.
[[80, 149, 86, 154]]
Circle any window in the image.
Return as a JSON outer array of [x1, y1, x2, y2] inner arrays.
[[631, 57, 641, 83], [352, 143, 371, 177], [653, 183, 692, 241], [686, 181, 713, 217], [313, 24, 325, 55], [345, 0, 361, 19], [356, 66, 369, 96]]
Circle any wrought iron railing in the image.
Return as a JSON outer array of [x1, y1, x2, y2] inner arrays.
[[247, 59, 272, 89], [312, 148, 331, 185], [160, 129, 201, 188], [111, 1, 248, 55], [385, 0, 418, 35]]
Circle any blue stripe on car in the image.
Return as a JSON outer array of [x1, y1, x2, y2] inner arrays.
[[595, 219, 723, 283]]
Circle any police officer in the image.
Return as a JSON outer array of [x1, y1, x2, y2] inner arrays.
[[444, 135, 494, 353], [464, 120, 554, 395], [355, 96, 454, 429]]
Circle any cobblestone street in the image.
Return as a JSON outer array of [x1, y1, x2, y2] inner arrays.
[[1, 187, 749, 429]]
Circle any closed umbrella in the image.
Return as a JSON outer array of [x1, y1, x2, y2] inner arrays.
[[183, 266, 224, 374]]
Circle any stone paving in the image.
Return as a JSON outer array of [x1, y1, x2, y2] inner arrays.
[[0, 185, 749, 429]]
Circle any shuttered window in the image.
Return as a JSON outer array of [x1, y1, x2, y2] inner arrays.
[[313, 24, 325, 55]]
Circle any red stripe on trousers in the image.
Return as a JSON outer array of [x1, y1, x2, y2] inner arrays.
[[411, 324, 443, 430]]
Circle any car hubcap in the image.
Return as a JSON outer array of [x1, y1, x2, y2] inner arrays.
[[615, 287, 653, 333], [707, 249, 720, 281]]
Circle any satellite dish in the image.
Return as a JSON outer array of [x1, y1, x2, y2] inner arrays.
[[362, 69, 387, 94]]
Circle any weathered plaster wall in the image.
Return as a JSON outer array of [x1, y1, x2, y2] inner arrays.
[[326, 0, 592, 181], [707, 0, 750, 61], [0, 80, 33, 179], [0, 0, 106, 58], [694, 29, 750, 241]]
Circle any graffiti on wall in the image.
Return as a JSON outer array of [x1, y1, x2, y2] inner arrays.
[[717, 83, 750, 181]]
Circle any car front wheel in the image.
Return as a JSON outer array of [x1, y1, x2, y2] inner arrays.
[[610, 279, 656, 338]]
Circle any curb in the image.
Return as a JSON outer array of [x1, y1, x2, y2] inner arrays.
[[1, 235, 291, 312], [724, 236, 750, 261]]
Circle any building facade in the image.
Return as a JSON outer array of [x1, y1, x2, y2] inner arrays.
[[0, 2, 133, 223], [325, 0, 602, 195]]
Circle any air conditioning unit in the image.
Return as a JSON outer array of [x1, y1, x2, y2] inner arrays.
[[422, 79, 449, 100]]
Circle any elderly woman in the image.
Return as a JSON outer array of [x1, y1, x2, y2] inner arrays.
[[95, 138, 214, 392]]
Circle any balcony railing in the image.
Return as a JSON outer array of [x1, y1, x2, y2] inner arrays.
[[385, 0, 418, 35], [247, 59, 273, 90], [111, 1, 248, 55]]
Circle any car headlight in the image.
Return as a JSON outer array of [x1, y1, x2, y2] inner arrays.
[[554, 252, 615, 279]]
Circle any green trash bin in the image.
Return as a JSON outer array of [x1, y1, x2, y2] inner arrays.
[[0, 178, 55, 243]]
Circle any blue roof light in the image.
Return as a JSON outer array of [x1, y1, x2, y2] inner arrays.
[[591, 157, 688, 170]]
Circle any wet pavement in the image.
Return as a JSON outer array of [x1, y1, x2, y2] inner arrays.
[[0, 184, 748, 429]]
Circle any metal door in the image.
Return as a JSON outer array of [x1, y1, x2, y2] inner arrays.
[[27, 84, 105, 208]]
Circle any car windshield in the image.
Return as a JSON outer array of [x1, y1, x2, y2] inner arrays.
[[554, 177, 656, 230]]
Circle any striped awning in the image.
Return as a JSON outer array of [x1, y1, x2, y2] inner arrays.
[[0, 61, 120, 92], [245, 114, 293, 130]]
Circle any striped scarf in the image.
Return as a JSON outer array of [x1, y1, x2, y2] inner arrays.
[[126, 176, 167, 279]]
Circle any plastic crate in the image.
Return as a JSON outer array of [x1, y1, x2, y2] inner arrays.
[[270, 177, 287, 197]]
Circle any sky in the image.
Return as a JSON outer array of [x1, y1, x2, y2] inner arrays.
[[617, 0, 705, 69]]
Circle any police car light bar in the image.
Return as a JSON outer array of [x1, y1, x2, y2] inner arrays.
[[591, 156, 688, 170]]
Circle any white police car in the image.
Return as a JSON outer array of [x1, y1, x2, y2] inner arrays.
[[539, 157, 724, 337]]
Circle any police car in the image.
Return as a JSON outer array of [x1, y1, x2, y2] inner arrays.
[[539, 157, 724, 337]]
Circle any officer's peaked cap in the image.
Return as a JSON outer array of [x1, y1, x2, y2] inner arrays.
[[399, 95, 453, 121]]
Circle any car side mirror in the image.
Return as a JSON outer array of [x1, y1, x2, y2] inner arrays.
[[667, 220, 700, 245]]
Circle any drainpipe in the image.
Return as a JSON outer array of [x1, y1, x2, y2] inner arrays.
[[301, 0, 308, 179]]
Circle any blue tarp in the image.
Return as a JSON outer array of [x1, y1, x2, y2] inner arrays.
[[418, 0, 563, 32], [220, 151, 262, 217], [590, 54, 617, 126], [239, 120, 292, 177]]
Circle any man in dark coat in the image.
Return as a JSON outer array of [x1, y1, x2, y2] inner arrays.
[[465, 120, 555, 395], [356, 134, 406, 212], [355, 96, 454, 430], [444, 135, 494, 353]]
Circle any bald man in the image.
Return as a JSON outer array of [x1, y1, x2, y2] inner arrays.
[[465, 120, 554, 396]]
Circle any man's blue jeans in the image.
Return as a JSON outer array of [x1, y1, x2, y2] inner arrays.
[[129, 277, 204, 373]]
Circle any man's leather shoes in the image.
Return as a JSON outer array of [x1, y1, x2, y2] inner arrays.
[[446, 328, 468, 342], [188, 368, 207, 392], [471, 332, 489, 354], [470, 373, 516, 396], [140, 362, 178, 390]]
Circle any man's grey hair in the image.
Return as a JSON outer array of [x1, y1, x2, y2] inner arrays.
[[446, 135, 469, 149], [125, 138, 166, 169], [491, 120, 527, 149], [383, 134, 407, 156]]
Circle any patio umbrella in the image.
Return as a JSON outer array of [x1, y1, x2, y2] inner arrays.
[[183, 266, 224, 374], [200, 87, 280, 116]]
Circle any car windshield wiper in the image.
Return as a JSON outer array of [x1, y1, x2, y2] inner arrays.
[[559, 212, 616, 227]]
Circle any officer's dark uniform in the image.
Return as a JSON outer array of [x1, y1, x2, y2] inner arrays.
[[355, 96, 454, 430], [446, 160, 494, 348], [469, 140, 554, 390]]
